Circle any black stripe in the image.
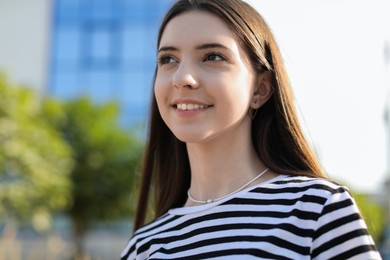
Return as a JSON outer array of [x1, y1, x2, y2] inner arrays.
[[329, 244, 378, 259], [272, 177, 340, 187], [122, 215, 183, 259], [227, 194, 327, 207], [136, 214, 182, 236], [140, 209, 319, 240], [313, 213, 362, 240], [135, 209, 320, 251], [153, 248, 294, 260], [121, 247, 131, 259], [251, 184, 346, 196], [157, 235, 310, 256], [312, 229, 370, 257], [321, 197, 354, 216], [139, 222, 314, 254]]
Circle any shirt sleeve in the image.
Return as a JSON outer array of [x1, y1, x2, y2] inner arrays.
[[121, 235, 138, 260], [311, 186, 381, 259]]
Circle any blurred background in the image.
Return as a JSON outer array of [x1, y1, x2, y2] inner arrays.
[[0, 0, 389, 259]]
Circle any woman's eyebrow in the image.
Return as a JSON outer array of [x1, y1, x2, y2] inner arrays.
[[158, 43, 230, 53], [195, 43, 229, 50], [158, 46, 178, 53]]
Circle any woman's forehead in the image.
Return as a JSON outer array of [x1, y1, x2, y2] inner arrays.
[[159, 11, 238, 51]]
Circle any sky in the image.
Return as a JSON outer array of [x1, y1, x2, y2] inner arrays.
[[246, 0, 390, 193]]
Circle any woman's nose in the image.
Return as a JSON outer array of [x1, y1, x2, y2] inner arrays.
[[172, 60, 199, 89]]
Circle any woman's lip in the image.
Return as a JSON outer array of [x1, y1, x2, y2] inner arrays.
[[171, 99, 212, 106], [176, 103, 211, 110], [170, 99, 213, 113]]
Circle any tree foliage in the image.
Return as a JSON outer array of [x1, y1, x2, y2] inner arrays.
[[0, 74, 73, 231], [0, 74, 143, 258], [352, 191, 385, 244], [43, 97, 142, 225]]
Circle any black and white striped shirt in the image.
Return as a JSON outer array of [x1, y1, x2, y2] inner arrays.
[[121, 175, 380, 259]]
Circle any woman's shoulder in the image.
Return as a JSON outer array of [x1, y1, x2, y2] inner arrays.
[[121, 212, 176, 259], [268, 174, 349, 193], [256, 174, 352, 203], [132, 212, 176, 237]]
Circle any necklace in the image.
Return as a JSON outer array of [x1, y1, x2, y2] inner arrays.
[[187, 168, 269, 204]]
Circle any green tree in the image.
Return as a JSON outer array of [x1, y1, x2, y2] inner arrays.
[[352, 191, 385, 244], [0, 74, 73, 231], [43, 97, 143, 258]]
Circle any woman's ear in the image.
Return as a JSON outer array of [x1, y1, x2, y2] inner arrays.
[[251, 71, 273, 109]]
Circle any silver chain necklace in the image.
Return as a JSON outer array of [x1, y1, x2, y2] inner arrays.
[[187, 168, 269, 204]]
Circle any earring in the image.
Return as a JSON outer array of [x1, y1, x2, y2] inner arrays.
[[249, 109, 258, 119], [249, 98, 259, 119]]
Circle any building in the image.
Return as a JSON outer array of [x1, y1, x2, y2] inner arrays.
[[50, 0, 172, 125], [0, 0, 171, 126], [0, 0, 51, 95]]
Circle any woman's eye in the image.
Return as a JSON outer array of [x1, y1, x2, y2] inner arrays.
[[204, 53, 225, 62], [158, 55, 176, 65]]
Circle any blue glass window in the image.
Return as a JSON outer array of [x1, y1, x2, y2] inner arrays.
[[56, 0, 80, 20], [82, 23, 120, 69], [51, 71, 80, 99], [49, 0, 173, 125], [122, 71, 152, 106], [86, 70, 115, 102], [53, 27, 81, 66], [123, 26, 145, 61]]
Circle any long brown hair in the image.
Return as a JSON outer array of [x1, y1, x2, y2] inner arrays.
[[134, 0, 326, 231]]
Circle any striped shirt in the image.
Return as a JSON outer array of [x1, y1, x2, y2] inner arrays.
[[121, 175, 381, 259]]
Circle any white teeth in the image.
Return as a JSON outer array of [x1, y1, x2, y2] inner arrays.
[[176, 103, 208, 110]]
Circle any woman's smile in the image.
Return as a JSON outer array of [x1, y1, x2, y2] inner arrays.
[[175, 103, 211, 111], [170, 98, 214, 119]]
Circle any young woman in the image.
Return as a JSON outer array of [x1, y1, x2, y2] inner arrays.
[[121, 0, 380, 259]]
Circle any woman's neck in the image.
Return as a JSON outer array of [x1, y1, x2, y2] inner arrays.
[[185, 129, 271, 206]]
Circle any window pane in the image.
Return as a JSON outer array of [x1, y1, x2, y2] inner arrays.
[[54, 27, 81, 64], [51, 71, 80, 99], [123, 26, 145, 60], [86, 70, 114, 102], [56, 0, 81, 20], [91, 28, 111, 61], [122, 0, 143, 22], [87, 0, 114, 21], [122, 71, 151, 106]]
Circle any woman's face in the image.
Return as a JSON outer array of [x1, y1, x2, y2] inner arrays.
[[155, 11, 258, 143]]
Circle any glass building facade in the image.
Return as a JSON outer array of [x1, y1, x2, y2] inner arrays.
[[49, 0, 172, 125]]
